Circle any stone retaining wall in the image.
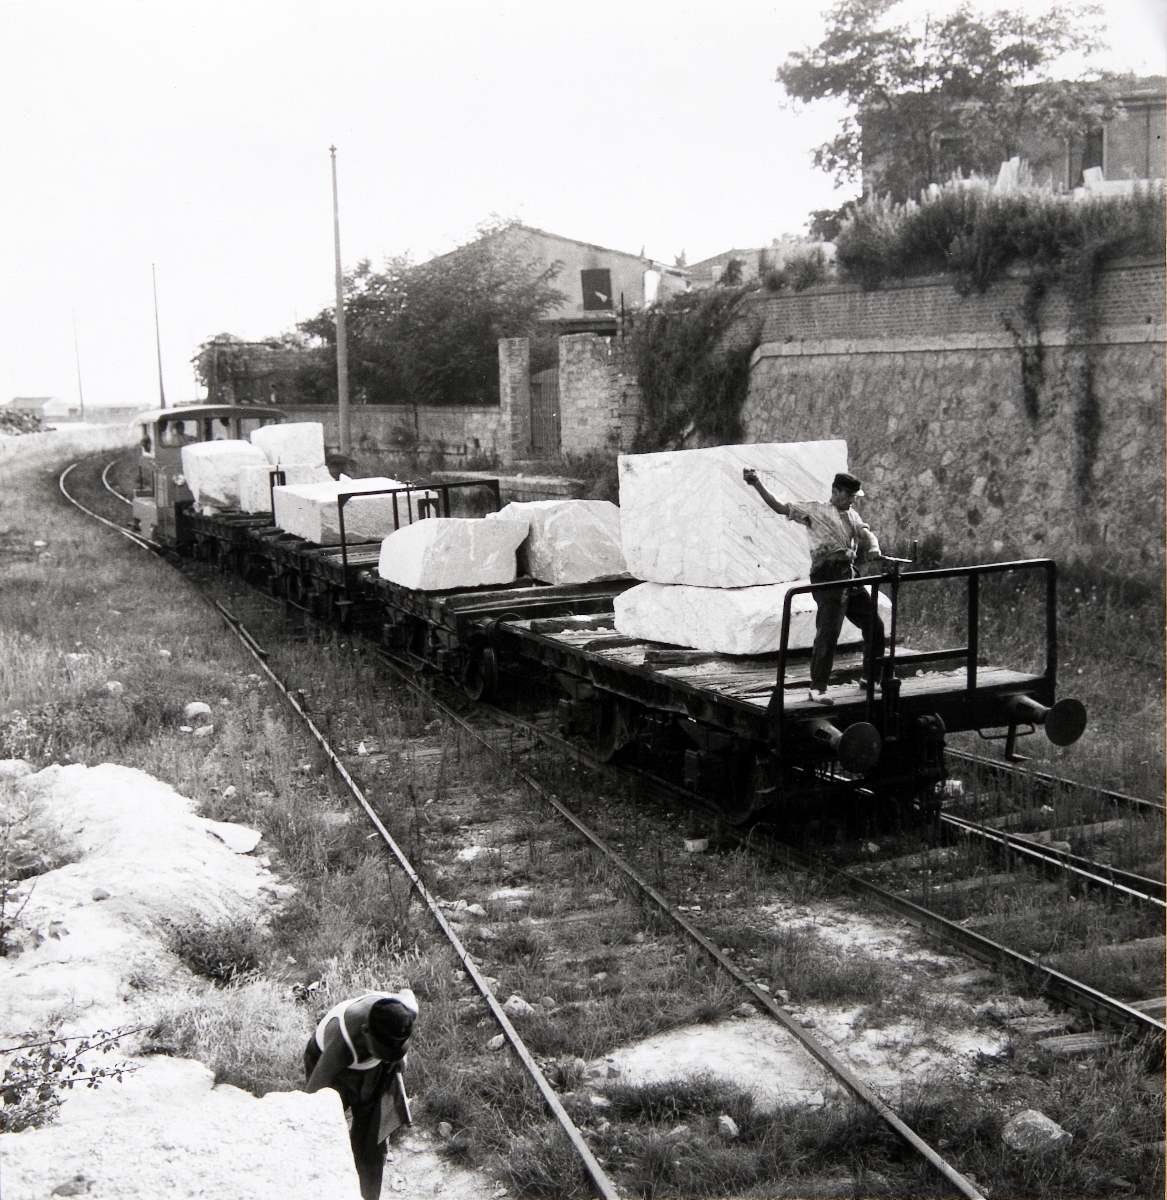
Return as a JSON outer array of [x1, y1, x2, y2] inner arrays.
[[740, 260, 1165, 584]]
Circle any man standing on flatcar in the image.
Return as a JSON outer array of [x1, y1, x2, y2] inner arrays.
[[742, 468, 886, 704]]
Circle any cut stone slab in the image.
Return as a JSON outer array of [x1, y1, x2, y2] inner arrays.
[[249, 421, 327, 467], [618, 441, 849, 587], [273, 478, 438, 545], [488, 499, 625, 584], [614, 579, 891, 656], [377, 517, 528, 590], [238, 463, 332, 514], [180, 441, 268, 509]]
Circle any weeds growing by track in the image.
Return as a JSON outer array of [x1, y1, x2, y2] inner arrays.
[[4, 445, 1163, 1198]]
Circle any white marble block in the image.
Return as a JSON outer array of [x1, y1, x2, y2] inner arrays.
[[249, 421, 326, 467], [237, 463, 333, 513], [180, 441, 268, 509], [614, 579, 892, 657], [273, 477, 438, 544], [378, 517, 529, 590], [618, 441, 849, 588], [488, 499, 626, 585]]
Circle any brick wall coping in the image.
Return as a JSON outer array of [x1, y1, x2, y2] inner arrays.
[[752, 322, 1165, 364], [743, 255, 1164, 303]]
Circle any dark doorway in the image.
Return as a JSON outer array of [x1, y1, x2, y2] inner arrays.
[[530, 367, 560, 456]]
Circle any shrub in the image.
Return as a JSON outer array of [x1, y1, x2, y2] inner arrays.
[[630, 287, 761, 452], [836, 178, 1166, 296], [165, 916, 267, 984]]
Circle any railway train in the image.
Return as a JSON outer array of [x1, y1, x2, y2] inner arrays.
[[126, 404, 1087, 825]]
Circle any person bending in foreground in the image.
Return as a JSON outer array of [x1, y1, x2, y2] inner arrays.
[[304, 989, 418, 1199], [743, 468, 886, 705]]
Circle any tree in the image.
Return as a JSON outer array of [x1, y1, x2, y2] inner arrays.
[[299, 219, 565, 407], [777, 0, 1123, 201]]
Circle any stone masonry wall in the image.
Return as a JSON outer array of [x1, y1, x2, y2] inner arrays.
[[740, 259, 1165, 585], [279, 404, 502, 462], [558, 333, 641, 455]]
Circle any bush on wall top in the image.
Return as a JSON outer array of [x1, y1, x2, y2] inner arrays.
[[835, 178, 1166, 295]]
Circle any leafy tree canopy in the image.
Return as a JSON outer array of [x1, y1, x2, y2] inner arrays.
[[778, 0, 1123, 201], [300, 217, 564, 406]]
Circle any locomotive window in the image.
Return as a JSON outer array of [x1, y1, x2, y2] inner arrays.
[[139, 427, 154, 456], [159, 419, 199, 447], [238, 418, 266, 437], [210, 417, 232, 440]]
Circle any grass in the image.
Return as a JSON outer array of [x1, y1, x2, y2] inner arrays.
[[3, 436, 1163, 1198]]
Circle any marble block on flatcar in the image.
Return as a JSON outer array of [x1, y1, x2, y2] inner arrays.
[[613, 580, 891, 657], [618, 441, 848, 588], [488, 499, 625, 584], [237, 463, 332, 513], [377, 517, 529, 590], [272, 477, 436, 545], [249, 421, 327, 467], [181, 441, 268, 509]]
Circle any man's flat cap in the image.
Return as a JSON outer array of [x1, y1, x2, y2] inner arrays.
[[833, 472, 864, 496]]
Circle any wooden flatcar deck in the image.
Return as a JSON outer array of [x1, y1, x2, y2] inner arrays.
[[510, 613, 1042, 725]]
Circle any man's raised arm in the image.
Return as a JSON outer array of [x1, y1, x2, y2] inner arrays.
[[742, 468, 805, 523]]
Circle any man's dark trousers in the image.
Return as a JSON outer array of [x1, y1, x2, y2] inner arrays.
[[809, 558, 885, 691]]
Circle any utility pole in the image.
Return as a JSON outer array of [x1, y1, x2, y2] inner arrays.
[[330, 145, 351, 456], [152, 263, 167, 409], [71, 310, 85, 421]]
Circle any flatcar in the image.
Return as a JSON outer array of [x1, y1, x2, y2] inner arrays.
[[129, 411, 1087, 824]]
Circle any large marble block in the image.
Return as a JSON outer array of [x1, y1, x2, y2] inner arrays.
[[488, 499, 625, 584], [180, 441, 268, 509], [249, 421, 326, 467], [378, 517, 528, 590], [614, 579, 891, 657], [273, 477, 437, 544], [237, 462, 332, 513], [618, 441, 848, 588]]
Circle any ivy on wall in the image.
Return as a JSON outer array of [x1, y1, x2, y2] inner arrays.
[[835, 180, 1165, 494], [629, 287, 761, 453]]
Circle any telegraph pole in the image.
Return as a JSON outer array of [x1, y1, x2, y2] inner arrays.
[[71, 310, 85, 421], [330, 145, 351, 456], [151, 263, 167, 409]]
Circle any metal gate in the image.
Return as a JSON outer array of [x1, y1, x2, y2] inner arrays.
[[530, 367, 560, 456]]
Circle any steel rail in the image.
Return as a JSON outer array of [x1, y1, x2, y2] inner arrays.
[[60, 459, 621, 1200], [59, 461, 160, 552], [751, 834, 1167, 1044], [941, 812, 1165, 907], [433, 686, 1165, 1048], [206, 605, 622, 1200], [948, 747, 1165, 816], [101, 458, 133, 505], [370, 651, 987, 1200]]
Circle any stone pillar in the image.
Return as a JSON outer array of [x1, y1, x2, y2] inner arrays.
[[559, 333, 618, 456], [498, 337, 531, 465]]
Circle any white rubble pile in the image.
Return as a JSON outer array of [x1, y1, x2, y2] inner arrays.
[[238, 463, 332, 514], [618, 440, 848, 588], [250, 421, 327, 467], [273, 477, 438, 545], [0, 763, 279, 1031], [488, 499, 625, 585], [615, 580, 890, 656], [0, 1058, 360, 1200], [378, 517, 528, 590], [180, 441, 268, 510]]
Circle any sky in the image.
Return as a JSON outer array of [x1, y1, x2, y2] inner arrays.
[[0, 0, 1163, 408]]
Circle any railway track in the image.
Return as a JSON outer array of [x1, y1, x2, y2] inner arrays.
[[62, 453, 1164, 1196]]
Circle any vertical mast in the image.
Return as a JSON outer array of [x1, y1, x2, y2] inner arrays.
[[71, 310, 85, 421], [330, 145, 351, 457], [152, 263, 166, 409]]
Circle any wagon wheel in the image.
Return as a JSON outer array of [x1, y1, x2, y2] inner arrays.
[[594, 696, 629, 763], [719, 749, 774, 826], [463, 645, 498, 702]]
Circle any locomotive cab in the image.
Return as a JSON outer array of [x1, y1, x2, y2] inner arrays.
[[130, 404, 284, 542]]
